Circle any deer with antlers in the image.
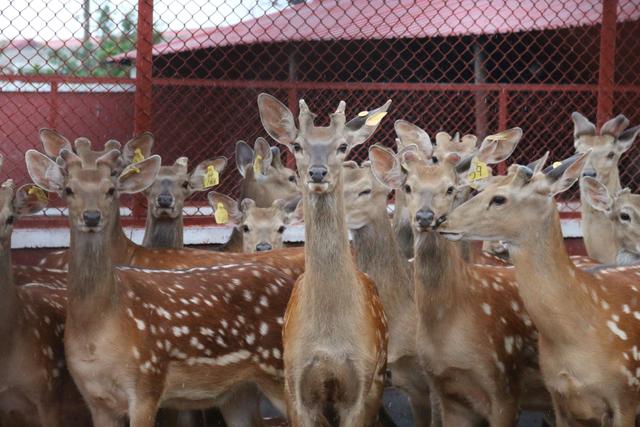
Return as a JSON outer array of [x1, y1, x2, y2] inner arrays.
[[572, 112, 640, 264], [25, 146, 310, 427], [258, 93, 389, 426], [369, 126, 552, 426], [438, 152, 640, 426]]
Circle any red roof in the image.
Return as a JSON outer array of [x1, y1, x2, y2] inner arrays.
[[117, 0, 640, 61]]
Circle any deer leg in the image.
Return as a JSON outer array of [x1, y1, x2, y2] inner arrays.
[[218, 384, 263, 427], [486, 397, 518, 427], [36, 400, 62, 427], [87, 403, 123, 427], [129, 397, 160, 427], [550, 396, 572, 427], [363, 366, 386, 427], [438, 396, 480, 427], [387, 358, 434, 427], [612, 401, 637, 427]]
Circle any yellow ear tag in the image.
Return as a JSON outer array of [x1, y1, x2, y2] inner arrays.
[[486, 131, 509, 141], [358, 110, 369, 117], [28, 186, 47, 203], [468, 158, 490, 189], [132, 148, 145, 163], [253, 154, 263, 176], [365, 111, 387, 126], [552, 161, 562, 169], [203, 165, 219, 188], [214, 202, 229, 224], [120, 166, 141, 180]]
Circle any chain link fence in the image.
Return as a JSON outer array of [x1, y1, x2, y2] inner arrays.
[[1, 0, 639, 223]]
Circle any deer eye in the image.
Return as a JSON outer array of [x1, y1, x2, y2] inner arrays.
[[292, 143, 302, 153], [620, 212, 631, 222], [277, 225, 286, 234], [6, 215, 15, 225], [607, 152, 615, 159], [446, 186, 455, 195], [288, 175, 296, 183], [182, 181, 189, 189], [358, 189, 372, 197], [490, 195, 507, 206], [338, 143, 348, 154], [64, 187, 74, 196], [106, 187, 115, 196], [404, 185, 412, 194], [242, 225, 250, 233]]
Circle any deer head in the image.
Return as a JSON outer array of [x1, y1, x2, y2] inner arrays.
[[438, 152, 590, 243], [572, 112, 640, 188], [257, 93, 391, 194], [145, 157, 227, 219], [369, 128, 522, 232], [342, 161, 390, 230], [582, 176, 640, 265], [25, 148, 160, 233], [208, 191, 299, 253]]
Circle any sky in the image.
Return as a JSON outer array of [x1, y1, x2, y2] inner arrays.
[[0, 0, 284, 42]]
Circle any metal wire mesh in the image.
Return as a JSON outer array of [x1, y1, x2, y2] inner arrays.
[[1, 0, 639, 221]]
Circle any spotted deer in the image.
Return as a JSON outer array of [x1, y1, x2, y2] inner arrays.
[[572, 112, 640, 264], [437, 151, 640, 425], [582, 176, 640, 266], [142, 156, 227, 249], [25, 147, 310, 427], [0, 177, 89, 427], [209, 191, 298, 253], [369, 135, 551, 427], [342, 161, 436, 427], [258, 93, 389, 426]]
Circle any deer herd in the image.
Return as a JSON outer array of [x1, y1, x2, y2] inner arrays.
[[0, 93, 639, 427]]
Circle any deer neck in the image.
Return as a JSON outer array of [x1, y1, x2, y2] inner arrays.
[[222, 227, 244, 252], [143, 209, 184, 249], [302, 176, 360, 316], [413, 230, 468, 321], [580, 169, 620, 263], [0, 236, 17, 341], [352, 203, 412, 324], [510, 207, 585, 344], [392, 191, 414, 259], [109, 202, 139, 263]]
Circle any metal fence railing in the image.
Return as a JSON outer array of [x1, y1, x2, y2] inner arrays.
[[1, 0, 639, 222]]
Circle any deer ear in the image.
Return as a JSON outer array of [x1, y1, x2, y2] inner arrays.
[[118, 155, 161, 194], [394, 120, 433, 159], [14, 184, 48, 216], [526, 151, 549, 175], [253, 137, 274, 176], [207, 191, 242, 225], [544, 151, 590, 196], [122, 132, 154, 164], [571, 112, 596, 141], [369, 144, 406, 189], [240, 198, 256, 213], [477, 128, 522, 165], [344, 99, 392, 148], [601, 114, 629, 138], [39, 129, 72, 158], [235, 140, 254, 177], [189, 157, 227, 192], [25, 150, 65, 193], [258, 93, 297, 147], [617, 125, 640, 154], [581, 176, 612, 214], [288, 198, 304, 225], [270, 146, 284, 169]]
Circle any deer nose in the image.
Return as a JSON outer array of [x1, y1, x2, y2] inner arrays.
[[415, 209, 435, 228], [308, 165, 328, 183], [157, 194, 173, 208], [256, 242, 273, 252], [582, 170, 597, 178], [82, 210, 101, 228]]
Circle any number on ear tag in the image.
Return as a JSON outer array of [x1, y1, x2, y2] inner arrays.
[[214, 202, 229, 224], [468, 159, 490, 189], [253, 154, 263, 176], [203, 165, 219, 188], [132, 148, 145, 163]]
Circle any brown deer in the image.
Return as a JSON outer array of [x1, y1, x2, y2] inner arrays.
[[582, 176, 640, 265], [0, 177, 89, 427], [369, 132, 551, 427], [437, 152, 640, 426], [142, 156, 227, 249], [342, 161, 437, 427], [572, 112, 640, 263], [25, 147, 307, 427], [258, 93, 389, 426], [209, 191, 298, 253]]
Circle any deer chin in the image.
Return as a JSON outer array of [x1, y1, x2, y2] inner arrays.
[[616, 249, 640, 266], [153, 208, 179, 219], [75, 223, 105, 233], [306, 182, 329, 193], [438, 231, 463, 241]]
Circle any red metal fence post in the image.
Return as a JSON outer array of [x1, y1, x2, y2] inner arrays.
[[497, 89, 509, 174], [134, 0, 154, 135], [49, 81, 59, 130], [597, 0, 618, 127]]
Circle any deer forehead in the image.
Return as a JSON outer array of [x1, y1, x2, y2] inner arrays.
[[244, 207, 285, 224], [576, 134, 616, 151]]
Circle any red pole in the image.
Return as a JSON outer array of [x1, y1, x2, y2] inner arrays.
[[597, 0, 618, 127], [134, 0, 154, 135], [497, 89, 509, 174], [49, 81, 59, 130]]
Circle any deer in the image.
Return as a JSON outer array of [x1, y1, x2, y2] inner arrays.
[[342, 161, 437, 427], [572, 112, 640, 264], [582, 176, 640, 266], [25, 146, 310, 427], [369, 130, 552, 427], [257, 93, 389, 427], [437, 151, 640, 426], [142, 156, 228, 249], [0, 175, 90, 427], [209, 191, 298, 253]]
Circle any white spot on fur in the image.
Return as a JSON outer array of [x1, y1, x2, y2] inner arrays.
[[607, 320, 628, 340], [259, 322, 269, 336], [482, 303, 492, 316]]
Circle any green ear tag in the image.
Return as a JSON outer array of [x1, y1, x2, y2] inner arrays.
[[132, 148, 145, 163], [214, 202, 229, 224], [203, 165, 219, 188]]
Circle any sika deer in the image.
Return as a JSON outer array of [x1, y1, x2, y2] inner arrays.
[[572, 112, 640, 263], [25, 148, 304, 427], [369, 133, 550, 427], [438, 152, 640, 426], [143, 156, 227, 249], [342, 161, 436, 427], [582, 177, 640, 265], [0, 178, 89, 427], [209, 192, 297, 253], [258, 93, 389, 427]]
